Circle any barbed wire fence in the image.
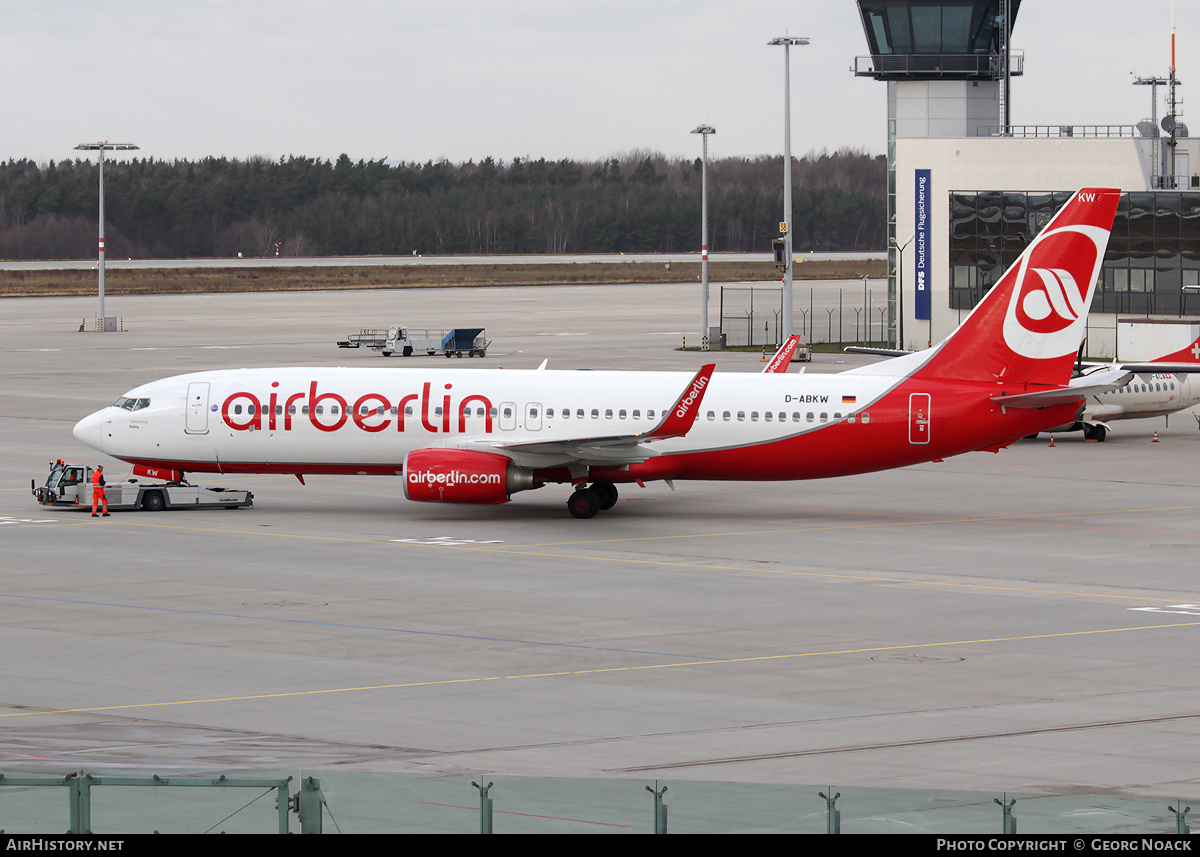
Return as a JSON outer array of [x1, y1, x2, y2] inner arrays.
[[718, 281, 891, 348]]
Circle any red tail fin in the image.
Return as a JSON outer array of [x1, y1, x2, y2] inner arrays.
[[918, 188, 1121, 386], [762, 335, 802, 373]]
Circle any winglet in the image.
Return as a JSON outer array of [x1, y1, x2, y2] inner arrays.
[[762, 335, 802, 373], [644, 363, 716, 440]]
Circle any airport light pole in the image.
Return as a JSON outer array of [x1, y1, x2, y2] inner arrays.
[[692, 124, 715, 347], [75, 140, 139, 327], [891, 233, 914, 350], [769, 36, 808, 344]]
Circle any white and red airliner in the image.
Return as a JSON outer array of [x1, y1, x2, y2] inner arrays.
[[74, 188, 1127, 518]]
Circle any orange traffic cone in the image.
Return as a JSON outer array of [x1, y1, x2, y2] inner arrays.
[[1048, 435, 1056, 447], [1153, 431, 1160, 443]]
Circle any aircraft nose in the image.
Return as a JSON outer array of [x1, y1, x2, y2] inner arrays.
[[73, 410, 107, 452]]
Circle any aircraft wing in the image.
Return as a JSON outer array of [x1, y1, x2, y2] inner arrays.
[[456, 364, 716, 467], [1113, 362, 1200, 375], [991, 369, 1135, 409], [1078, 361, 1200, 376]]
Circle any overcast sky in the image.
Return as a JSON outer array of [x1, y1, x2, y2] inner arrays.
[[2, 1, 1196, 165]]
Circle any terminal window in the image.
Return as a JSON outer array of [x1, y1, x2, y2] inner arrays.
[[949, 190, 1200, 316]]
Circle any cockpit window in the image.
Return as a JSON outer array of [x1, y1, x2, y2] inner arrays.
[[113, 397, 150, 411]]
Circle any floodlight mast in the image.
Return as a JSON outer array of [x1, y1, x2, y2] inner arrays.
[[74, 141, 139, 326], [768, 36, 809, 345], [691, 124, 715, 346]]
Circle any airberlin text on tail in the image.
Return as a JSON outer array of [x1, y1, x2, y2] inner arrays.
[[762, 335, 803, 374], [918, 188, 1121, 386]]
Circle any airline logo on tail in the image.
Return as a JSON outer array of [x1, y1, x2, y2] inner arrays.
[[1002, 199, 1111, 360]]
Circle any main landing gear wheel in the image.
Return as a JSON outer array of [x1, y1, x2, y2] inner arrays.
[[567, 487, 601, 519], [1083, 423, 1108, 442], [591, 479, 618, 510], [567, 481, 619, 518]]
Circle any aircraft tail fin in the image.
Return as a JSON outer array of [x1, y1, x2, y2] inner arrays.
[[916, 188, 1121, 386], [762, 335, 803, 373]]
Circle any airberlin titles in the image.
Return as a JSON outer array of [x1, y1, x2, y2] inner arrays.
[[221, 380, 493, 435], [219, 377, 841, 436]]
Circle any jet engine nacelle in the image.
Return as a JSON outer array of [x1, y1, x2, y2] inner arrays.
[[403, 448, 537, 504]]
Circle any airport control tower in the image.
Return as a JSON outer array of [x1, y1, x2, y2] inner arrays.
[[854, 0, 1023, 347], [852, 1, 1200, 359]]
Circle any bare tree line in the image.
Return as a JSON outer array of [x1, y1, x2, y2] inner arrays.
[[0, 149, 885, 259]]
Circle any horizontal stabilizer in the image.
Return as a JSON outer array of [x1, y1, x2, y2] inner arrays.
[[844, 346, 912, 358], [991, 369, 1134, 409]]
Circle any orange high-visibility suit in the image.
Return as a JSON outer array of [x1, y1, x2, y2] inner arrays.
[[91, 468, 108, 516]]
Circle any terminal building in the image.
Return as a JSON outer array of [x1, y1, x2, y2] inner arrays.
[[855, 0, 1200, 357]]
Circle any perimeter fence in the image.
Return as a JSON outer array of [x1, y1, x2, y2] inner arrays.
[[1, 771, 1194, 835], [719, 284, 892, 348]]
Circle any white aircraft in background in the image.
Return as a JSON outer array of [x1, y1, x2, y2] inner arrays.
[[1042, 362, 1200, 441], [74, 189, 1127, 517]]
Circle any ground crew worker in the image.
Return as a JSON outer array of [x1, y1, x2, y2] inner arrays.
[[91, 465, 109, 517]]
